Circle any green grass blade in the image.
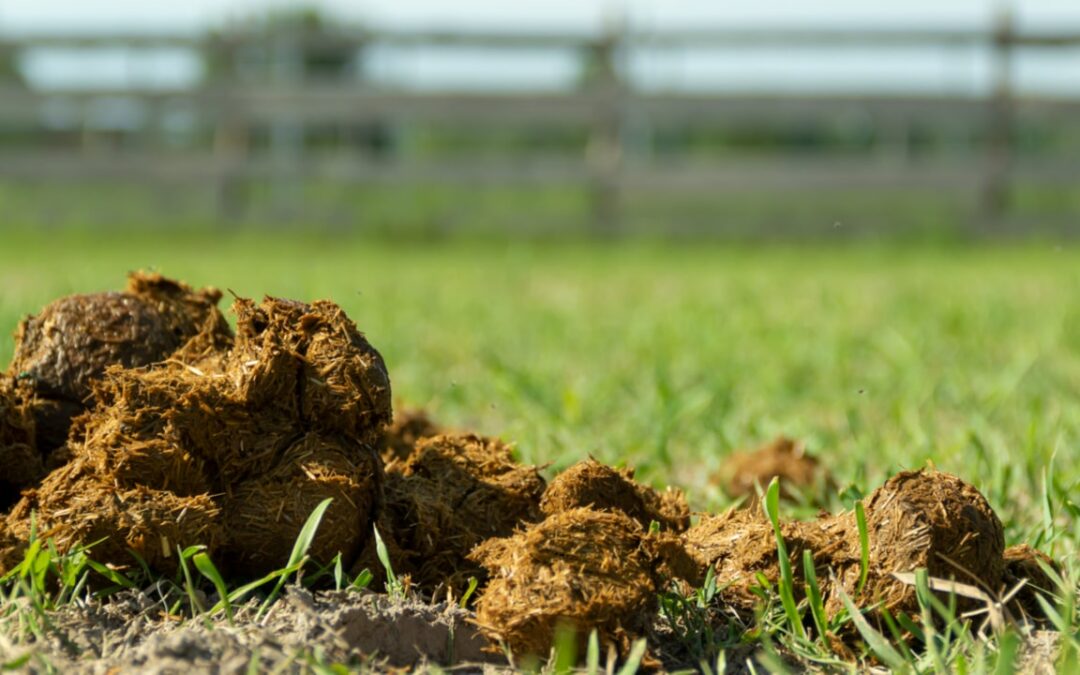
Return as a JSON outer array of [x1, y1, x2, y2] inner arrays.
[[193, 552, 233, 625], [802, 549, 828, 643], [286, 498, 334, 573], [553, 620, 578, 674], [993, 631, 1020, 675], [373, 524, 402, 598], [855, 501, 870, 596], [835, 585, 909, 672], [257, 498, 334, 618], [350, 569, 373, 590], [616, 638, 648, 675], [763, 477, 805, 641], [459, 576, 479, 609], [586, 629, 600, 675]]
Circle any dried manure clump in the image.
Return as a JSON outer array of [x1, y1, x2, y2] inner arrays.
[[5, 458, 222, 575], [3, 272, 231, 472], [361, 433, 546, 593], [718, 436, 827, 503], [541, 459, 690, 533], [470, 507, 663, 659], [828, 469, 1006, 618], [0, 382, 42, 510], [1, 291, 391, 580], [685, 469, 1016, 624], [223, 433, 380, 577]]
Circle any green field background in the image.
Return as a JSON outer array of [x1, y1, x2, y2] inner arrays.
[[1, 233, 1078, 553]]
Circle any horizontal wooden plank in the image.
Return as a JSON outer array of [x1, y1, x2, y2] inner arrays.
[[1, 152, 1074, 190], [1, 87, 1078, 127], [2, 27, 1078, 51]]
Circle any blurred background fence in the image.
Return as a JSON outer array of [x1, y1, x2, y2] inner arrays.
[[1, 9, 1079, 237]]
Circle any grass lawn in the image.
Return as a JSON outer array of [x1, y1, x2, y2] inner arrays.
[[1, 231, 1078, 669]]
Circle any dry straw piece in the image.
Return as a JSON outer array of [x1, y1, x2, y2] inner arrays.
[[470, 507, 663, 659], [541, 459, 690, 533], [359, 433, 546, 593]]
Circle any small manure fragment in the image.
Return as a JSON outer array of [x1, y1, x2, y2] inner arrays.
[[356, 434, 544, 591], [1003, 544, 1060, 622], [359, 433, 546, 593], [830, 468, 1006, 618], [718, 436, 826, 502], [541, 459, 689, 532]]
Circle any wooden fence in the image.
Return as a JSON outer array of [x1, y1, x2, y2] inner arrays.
[[1, 15, 1079, 234]]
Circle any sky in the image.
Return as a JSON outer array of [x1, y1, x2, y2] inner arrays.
[[2, 1, 1080, 96], [4, 0, 1080, 33]]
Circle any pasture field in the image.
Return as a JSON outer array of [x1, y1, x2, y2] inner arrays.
[[0, 231, 1078, 670]]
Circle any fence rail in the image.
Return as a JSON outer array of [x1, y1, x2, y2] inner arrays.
[[0, 17, 1077, 233]]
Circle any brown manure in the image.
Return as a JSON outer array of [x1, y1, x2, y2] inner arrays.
[[0, 381, 42, 510], [470, 507, 661, 659], [828, 469, 1006, 618], [541, 459, 690, 532], [5, 272, 230, 462], [378, 408, 441, 465], [683, 507, 848, 613], [1003, 544, 1060, 622], [685, 469, 1013, 624], [717, 436, 826, 503], [222, 433, 380, 577], [2, 292, 391, 580], [359, 433, 546, 594], [5, 458, 222, 575]]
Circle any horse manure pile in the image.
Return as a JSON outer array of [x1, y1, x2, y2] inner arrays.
[[1, 273, 390, 577], [0, 274, 1064, 667]]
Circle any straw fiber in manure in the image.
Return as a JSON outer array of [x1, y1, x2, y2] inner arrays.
[[0, 275, 1068, 671]]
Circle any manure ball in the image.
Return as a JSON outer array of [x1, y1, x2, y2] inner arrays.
[[222, 433, 380, 577], [470, 507, 659, 659]]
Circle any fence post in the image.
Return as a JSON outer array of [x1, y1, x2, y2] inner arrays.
[[979, 9, 1015, 233], [585, 20, 625, 236]]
